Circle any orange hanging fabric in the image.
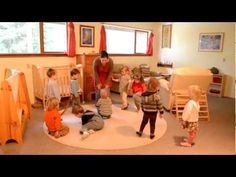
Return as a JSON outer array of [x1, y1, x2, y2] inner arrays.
[[146, 32, 154, 56], [67, 22, 76, 57]]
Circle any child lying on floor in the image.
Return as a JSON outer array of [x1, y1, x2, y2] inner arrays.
[[72, 105, 104, 140]]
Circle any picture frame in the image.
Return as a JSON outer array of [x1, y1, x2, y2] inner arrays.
[[162, 24, 172, 48], [198, 32, 224, 52], [80, 25, 95, 47]]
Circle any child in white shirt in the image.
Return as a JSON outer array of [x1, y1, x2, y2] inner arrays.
[[180, 85, 201, 147], [112, 66, 131, 110]]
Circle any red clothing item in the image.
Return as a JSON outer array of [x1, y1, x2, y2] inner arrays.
[[44, 109, 62, 132], [131, 81, 145, 94], [96, 62, 112, 88]]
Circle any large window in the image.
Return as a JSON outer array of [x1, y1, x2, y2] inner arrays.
[[105, 25, 149, 55], [0, 22, 67, 54]]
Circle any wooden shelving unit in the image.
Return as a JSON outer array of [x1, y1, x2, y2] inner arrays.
[[208, 74, 224, 97], [171, 92, 210, 121]]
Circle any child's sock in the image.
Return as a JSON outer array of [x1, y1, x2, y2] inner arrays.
[[150, 134, 155, 139], [136, 131, 142, 137]]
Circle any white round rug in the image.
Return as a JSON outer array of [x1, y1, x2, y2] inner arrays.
[[43, 104, 167, 150]]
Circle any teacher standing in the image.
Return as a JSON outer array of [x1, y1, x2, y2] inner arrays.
[[93, 50, 114, 103]]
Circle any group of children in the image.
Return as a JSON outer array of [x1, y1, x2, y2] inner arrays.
[[44, 65, 202, 147]]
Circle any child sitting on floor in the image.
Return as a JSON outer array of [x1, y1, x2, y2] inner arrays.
[[180, 85, 201, 147], [72, 105, 104, 140], [96, 89, 112, 119], [112, 65, 131, 110], [44, 97, 69, 138]]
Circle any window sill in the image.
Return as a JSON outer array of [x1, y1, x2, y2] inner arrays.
[[0, 53, 69, 57]]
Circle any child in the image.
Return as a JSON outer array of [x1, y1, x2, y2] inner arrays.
[[70, 68, 83, 107], [180, 85, 201, 147], [96, 89, 112, 119], [112, 66, 131, 110], [46, 68, 61, 102], [136, 77, 164, 139], [44, 97, 69, 138], [128, 69, 146, 112], [72, 105, 104, 140]]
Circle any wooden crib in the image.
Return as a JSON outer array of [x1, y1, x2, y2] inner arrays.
[[32, 64, 84, 108], [0, 69, 31, 145]]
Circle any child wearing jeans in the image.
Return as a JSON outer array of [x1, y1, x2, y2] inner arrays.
[[46, 68, 61, 102], [70, 68, 83, 107], [96, 89, 112, 119], [136, 77, 164, 139], [72, 105, 104, 140], [128, 70, 146, 112], [44, 97, 69, 138], [112, 65, 131, 110], [180, 85, 201, 147]]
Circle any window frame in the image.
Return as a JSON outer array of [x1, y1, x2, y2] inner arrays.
[[105, 25, 150, 56], [0, 22, 68, 56]]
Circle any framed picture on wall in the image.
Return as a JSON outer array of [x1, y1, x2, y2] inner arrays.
[[199, 32, 224, 52], [162, 24, 172, 48], [80, 25, 95, 47]]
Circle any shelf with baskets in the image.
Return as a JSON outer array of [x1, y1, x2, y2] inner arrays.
[[208, 74, 224, 97]]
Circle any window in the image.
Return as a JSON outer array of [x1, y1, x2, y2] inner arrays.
[[0, 22, 40, 54], [43, 22, 67, 52], [105, 25, 149, 55], [0, 22, 67, 54]]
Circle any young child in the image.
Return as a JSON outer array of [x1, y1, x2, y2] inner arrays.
[[70, 68, 83, 107], [44, 97, 69, 138], [180, 85, 201, 147], [96, 89, 112, 119], [136, 77, 164, 139], [112, 66, 131, 110], [128, 69, 146, 112], [72, 105, 104, 140], [46, 68, 61, 102]]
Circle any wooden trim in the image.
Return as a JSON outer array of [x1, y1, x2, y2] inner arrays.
[[0, 53, 68, 57], [110, 54, 150, 56], [39, 22, 44, 53]]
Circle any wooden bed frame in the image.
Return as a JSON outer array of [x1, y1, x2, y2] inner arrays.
[[0, 69, 31, 145], [32, 64, 84, 108]]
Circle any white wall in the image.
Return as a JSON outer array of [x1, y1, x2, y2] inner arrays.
[[161, 22, 235, 98]]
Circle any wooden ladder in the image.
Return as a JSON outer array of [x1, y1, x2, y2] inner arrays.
[[171, 91, 210, 121]]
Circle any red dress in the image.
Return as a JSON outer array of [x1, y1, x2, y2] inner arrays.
[[96, 62, 112, 88]]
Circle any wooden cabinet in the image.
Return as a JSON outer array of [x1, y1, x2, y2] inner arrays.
[[76, 54, 99, 101], [208, 74, 224, 97]]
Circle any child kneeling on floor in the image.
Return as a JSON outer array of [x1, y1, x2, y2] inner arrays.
[[44, 97, 69, 138], [72, 105, 104, 140]]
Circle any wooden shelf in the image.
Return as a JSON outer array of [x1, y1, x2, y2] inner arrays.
[[208, 73, 224, 97]]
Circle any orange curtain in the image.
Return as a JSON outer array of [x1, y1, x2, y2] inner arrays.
[[146, 32, 154, 56], [67, 22, 76, 57], [99, 25, 107, 52]]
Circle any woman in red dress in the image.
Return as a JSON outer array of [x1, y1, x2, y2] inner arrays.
[[93, 51, 113, 102]]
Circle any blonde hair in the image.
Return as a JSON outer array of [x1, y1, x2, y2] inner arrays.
[[188, 85, 202, 101], [100, 89, 108, 99], [147, 77, 160, 92], [121, 66, 130, 74], [46, 97, 59, 111], [72, 105, 84, 115]]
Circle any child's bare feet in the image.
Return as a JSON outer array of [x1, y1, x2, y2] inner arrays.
[[180, 142, 192, 147]]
